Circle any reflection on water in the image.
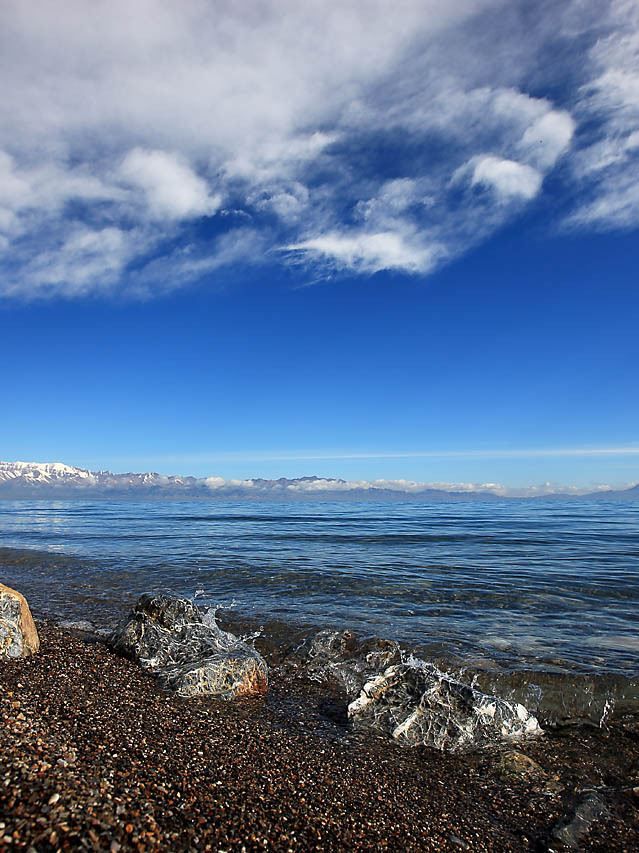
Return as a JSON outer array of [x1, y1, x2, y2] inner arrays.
[[0, 499, 637, 675]]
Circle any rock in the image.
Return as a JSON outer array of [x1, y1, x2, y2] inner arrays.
[[111, 594, 268, 699], [448, 835, 471, 850], [550, 791, 610, 850], [543, 773, 566, 795], [291, 629, 401, 696], [348, 662, 541, 753], [472, 669, 639, 727], [58, 619, 99, 634], [162, 648, 268, 698], [497, 749, 546, 780], [0, 583, 40, 658]]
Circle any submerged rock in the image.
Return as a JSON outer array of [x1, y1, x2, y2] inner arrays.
[[497, 749, 546, 780], [291, 628, 541, 752], [0, 583, 40, 658], [291, 628, 401, 695], [112, 594, 268, 699], [473, 669, 639, 727], [348, 662, 541, 753], [550, 791, 610, 850]]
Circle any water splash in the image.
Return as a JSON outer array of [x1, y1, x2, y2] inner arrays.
[[348, 656, 541, 752]]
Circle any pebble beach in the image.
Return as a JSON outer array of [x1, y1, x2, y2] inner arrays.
[[1, 622, 639, 851]]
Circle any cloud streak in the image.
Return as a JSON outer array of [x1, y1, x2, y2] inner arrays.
[[124, 445, 639, 467], [567, 0, 639, 230], [0, 0, 636, 298]]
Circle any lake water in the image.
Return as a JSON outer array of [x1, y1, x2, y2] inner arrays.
[[1, 499, 638, 676]]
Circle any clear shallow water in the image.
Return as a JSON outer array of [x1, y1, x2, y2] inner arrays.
[[0, 499, 638, 675]]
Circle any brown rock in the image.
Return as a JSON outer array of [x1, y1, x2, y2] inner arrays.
[[0, 583, 40, 658], [497, 750, 546, 779], [165, 651, 269, 699]]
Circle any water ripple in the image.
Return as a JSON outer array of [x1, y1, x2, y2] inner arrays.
[[0, 499, 637, 675]]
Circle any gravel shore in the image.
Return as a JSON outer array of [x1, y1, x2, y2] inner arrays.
[[1, 623, 638, 851]]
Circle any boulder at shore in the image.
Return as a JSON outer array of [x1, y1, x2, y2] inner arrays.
[[0, 583, 40, 658], [348, 662, 541, 752], [112, 594, 268, 699]]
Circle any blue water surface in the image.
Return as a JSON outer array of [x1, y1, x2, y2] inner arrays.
[[0, 499, 638, 674]]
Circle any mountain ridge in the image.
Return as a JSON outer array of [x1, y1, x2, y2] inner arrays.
[[1, 460, 637, 501]]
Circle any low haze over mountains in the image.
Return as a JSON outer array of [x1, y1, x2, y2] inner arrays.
[[0, 461, 636, 501]]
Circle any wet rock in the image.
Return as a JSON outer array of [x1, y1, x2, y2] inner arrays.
[[473, 669, 639, 727], [549, 791, 610, 850], [162, 647, 268, 699], [291, 629, 401, 696], [497, 749, 546, 780], [543, 774, 566, 795], [348, 662, 541, 753], [111, 594, 268, 699], [0, 583, 39, 658], [58, 619, 100, 635]]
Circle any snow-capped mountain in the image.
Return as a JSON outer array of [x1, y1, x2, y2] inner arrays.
[[0, 460, 636, 501], [0, 461, 200, 496], [0, 461, 97, 486], [0, 460, 500, 500]]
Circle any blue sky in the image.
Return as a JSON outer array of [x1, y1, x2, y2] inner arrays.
[[1, 0, 638, 493]]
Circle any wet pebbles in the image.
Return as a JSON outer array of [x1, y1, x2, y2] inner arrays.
[[1, 623, 638, 851]]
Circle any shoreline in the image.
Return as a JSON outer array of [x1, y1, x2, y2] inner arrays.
[[1, 622, 638, 850], [2, 519, 638, 682], [2, 538, 638, 684], [23, 599, 639, 727]]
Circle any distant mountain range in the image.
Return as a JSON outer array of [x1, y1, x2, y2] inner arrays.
[[0, 460, 637, 501]]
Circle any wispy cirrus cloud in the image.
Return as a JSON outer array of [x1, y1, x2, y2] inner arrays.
[[123, 445, 639, 466], [286, 230, 442, 275], [565, 0, 639, 230], [0, 0, 636, 298]]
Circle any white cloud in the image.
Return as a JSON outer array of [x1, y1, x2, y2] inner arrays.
[[183, 444, 639, 462], [567, 175, 639, 229], [120, 227, 269, 298], [284, 477, 504, 494], [200, 475, 506, 495], [518, 110, 575, 170], [193, 473, 627, 498], [356, 179, 434, 224], [11, 226, 133, 299], [0, 149, 123, 239], [0, 0, 635, 297], [119, 148, 221, 221], [470, 156, 542, 201], [224, 132, 338, 184], [205, 476, 255, 490], [573, 130, 639, 176], [247, 181, 310, 223], [287, 230, 441, 274], [0, 151, 31, 214], [567, 0, 639, 229]]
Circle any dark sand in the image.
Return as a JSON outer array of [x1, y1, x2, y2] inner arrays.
[[1, 623, 638, 851]]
